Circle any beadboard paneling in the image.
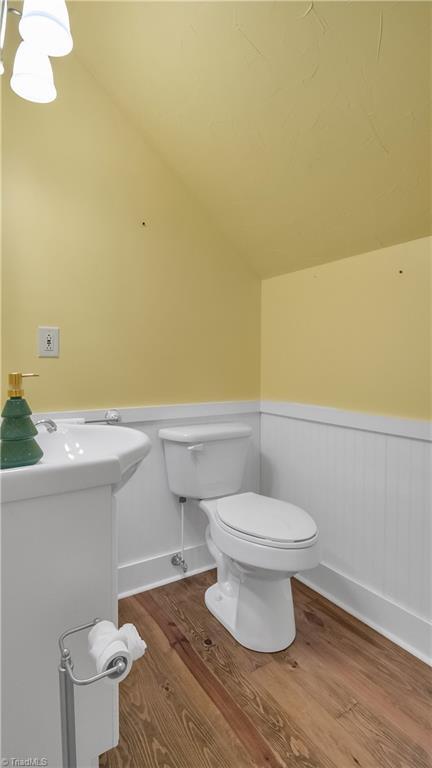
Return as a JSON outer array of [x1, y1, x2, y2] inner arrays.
[[115, 411, 260, 592], [32, 399, 430, 659], [261, 412, 431, 659]]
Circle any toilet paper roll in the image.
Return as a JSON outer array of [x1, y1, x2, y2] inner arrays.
[[90, 638, 132, 682], [88, 619, 146, 683], [88, 620, 118, 652], [118, 623, 147, 660]]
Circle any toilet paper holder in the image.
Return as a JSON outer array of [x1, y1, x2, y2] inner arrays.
[[58, 618, 128, 768]]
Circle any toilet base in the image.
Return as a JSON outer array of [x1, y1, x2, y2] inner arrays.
[[205, 570, 296, 653]]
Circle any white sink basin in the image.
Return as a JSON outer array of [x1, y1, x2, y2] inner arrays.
[[1, 423, 151, 502]]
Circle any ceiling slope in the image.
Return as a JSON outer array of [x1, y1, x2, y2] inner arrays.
[[71, 1, 432, 277]]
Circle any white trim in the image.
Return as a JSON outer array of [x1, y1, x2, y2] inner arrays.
[[33, 400, 260, 425], [33, 399, 430, 440], [261, 401, 431, 442], [296, 563, 432, 666], [118, 543, 215, 598]]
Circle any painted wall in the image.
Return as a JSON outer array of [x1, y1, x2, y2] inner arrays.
[[71, 1, 432, 278], [261, 237, 431, 420], [1, 52, 260, 412]]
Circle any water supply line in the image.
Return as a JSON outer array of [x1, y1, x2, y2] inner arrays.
[[171, 496, 188, 573]]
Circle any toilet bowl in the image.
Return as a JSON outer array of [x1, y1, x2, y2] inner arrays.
[[159, 422, 320, 653], [200, 492, 319, 652]]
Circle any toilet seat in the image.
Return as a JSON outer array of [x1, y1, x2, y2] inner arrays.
[[215, 492, 318, 550], [201, 494, 320, 574]]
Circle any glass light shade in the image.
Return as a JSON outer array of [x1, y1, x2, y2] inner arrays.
[[11, 42, 57, 103], [19, 0, 73, 57]]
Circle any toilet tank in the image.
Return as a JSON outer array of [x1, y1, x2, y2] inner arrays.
[[159, 422, 252, 499]]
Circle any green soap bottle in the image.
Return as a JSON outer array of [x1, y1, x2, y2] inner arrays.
[[1, 372, 43, 469]]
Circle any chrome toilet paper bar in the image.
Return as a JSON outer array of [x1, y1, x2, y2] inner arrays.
[[58, 619, 127, 768]]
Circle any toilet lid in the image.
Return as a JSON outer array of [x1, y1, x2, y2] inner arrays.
[[216, 492, 317, 545]]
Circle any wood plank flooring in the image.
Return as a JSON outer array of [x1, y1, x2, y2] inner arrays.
[[100, 571, 432, 768]]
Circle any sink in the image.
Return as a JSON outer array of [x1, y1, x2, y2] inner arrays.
[[1, 423, 151, 502], [1, 421, 152, 765]]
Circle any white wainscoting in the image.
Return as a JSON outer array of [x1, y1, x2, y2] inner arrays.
[[260, 407, 432, 664], [34, 399, 431, 662], [113, 409, 259, 596], [34, 402, 259, 597]]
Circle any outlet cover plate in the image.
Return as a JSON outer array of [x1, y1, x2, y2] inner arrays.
[[38, 326, 59, 357]]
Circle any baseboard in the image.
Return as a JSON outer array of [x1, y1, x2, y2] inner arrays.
[[296, 563, 432, 666], [118, 543, 215, 598]]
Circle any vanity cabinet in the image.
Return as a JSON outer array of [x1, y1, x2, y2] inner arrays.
[[1, 423, 151, 767]]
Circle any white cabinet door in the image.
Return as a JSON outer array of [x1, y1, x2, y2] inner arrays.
[[1, 485, 118, 767]]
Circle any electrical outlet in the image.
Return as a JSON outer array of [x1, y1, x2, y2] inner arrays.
[[38, 326, 60, 357]]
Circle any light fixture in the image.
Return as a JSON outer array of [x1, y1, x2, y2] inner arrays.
[[10, 40, 56, 103], [0, 0, 73, 104], [19, 0, 73, 58], [0, 0, 8, 73]]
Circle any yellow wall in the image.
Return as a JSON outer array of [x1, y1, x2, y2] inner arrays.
[[72, 2, 432, 279], [261, 237, 431, 420], [1, 55, 261, 411], [2, 39, 430, 421]]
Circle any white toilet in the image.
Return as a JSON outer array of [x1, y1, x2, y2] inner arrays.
[[159, 422, 320, 653]]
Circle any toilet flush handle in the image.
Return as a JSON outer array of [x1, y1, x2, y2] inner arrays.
[[187, 443, 204, 452]]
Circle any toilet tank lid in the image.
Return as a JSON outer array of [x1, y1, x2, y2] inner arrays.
[[159, 422, 253, 443]]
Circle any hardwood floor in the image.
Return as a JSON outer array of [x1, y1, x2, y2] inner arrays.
[[100, 571, 432, 768]]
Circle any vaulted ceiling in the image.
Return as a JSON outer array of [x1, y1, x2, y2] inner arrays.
[[70, 1, 431, 277]]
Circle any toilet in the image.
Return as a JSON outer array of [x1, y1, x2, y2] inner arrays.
[[159, 422, 320, 653]]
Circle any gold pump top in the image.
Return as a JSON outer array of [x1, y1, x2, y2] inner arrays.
[[8, 372, 39, 398]]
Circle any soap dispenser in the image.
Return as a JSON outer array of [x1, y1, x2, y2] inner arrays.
[[0, 373, 43, 469]]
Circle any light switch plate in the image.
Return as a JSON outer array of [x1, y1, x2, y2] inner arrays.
[[38, 326, 60, 357]]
